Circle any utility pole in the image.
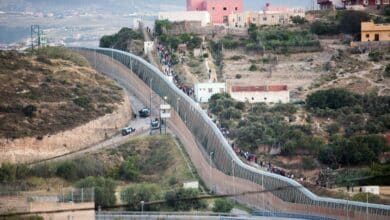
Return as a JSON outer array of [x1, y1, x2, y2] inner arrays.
[[150, 78, 153, 135]]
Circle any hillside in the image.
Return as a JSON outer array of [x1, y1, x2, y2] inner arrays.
[[0, 47, 123, 139]]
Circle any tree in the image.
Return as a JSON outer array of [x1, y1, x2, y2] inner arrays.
[[56, 161, 77, 181], [119, 155, 139, 181], [22, 105, 37, 118], [155, 19, 172, 36], [164, 188, 207, 211], [291, 16, 307, 25], [76, 177, 117, 208], [212, 199, 234, 213], [121, 184, 160, 210], [310, 20, 339, 35], [337, 10, 370, 35], [306, 89, 359, 110]]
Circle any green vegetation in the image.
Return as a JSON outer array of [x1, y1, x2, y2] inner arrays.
[[209, 89, 389, 167], [291, 16, 307, 25], [352, 192, 381, 203], [76, 176, 117, 208], [100, 27, 143, 49], [310, 20, 339, 35], [159, 33, 202, 50], [0, 50, 123, 139], [36, 47, 90, 67], [309, 10, 370, 36], [249, 64, 258, 71], [155, 19, 172, 36], [212, 199, 234, 213], [368, 50, 384, 62], [385, 64, 390, 77], [164, 188, 207, 211], [121, 183, 161, 210]]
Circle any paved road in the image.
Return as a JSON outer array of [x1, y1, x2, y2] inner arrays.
[[29, 92, 151, 165]]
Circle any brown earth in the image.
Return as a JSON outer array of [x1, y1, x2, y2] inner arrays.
[[0, 49, 123, 139]]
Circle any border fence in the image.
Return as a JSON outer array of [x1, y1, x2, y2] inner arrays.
[[72, 47, 390, 220]]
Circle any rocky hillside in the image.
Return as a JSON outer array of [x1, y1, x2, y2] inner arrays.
[[0, 47, 123, 139]]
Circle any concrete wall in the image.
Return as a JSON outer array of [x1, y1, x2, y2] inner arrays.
[[230, 90, 290, 103], [158, 11, 211, 27], [0, 92, 132, 163], [194, 82, 226, 103], [229, 10, 305, 27], [361, 22, 390, 42]]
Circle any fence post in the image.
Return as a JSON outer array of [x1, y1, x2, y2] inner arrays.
[[81, 188, 84, 203]]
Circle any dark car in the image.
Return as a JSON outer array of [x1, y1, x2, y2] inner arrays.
[[122, 126, 136, 136], [139, 107, 150, 117]]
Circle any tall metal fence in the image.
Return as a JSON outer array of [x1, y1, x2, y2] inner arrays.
[[72, 47, 390, 220]]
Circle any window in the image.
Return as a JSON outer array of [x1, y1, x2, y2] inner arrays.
[[238, 17, 241, 21], [212, 7, 215, 10], [253, 18, 256, 22], [235, 7, 238, 11], [366, 34, 370, 38], [263, 17, 267, 21], [208, 88, 213, 93], [223, 7, 227, 11], [220, 88, 224, 93]]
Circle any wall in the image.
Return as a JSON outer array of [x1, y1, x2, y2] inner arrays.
[[0, 93, 132, 163], [230, 90, 290, 103], [158, 11, 211, 27], [194, 82, 226, 103], [204, 0, 243, 24], [361, 22, 390, 42]]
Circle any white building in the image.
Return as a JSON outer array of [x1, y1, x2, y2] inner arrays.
[[158, 11, 211, 27], [194, 83, 226, 103], [228, 85, 290, 104], [228, 4, 305, 28]]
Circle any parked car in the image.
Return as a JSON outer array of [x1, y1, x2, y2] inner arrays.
[[122, 126, 136, 136], [139, 107, 150, 117], [151, 118, 160, 130]]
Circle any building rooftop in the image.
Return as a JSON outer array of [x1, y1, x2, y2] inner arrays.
[[231, 85, 288, 92]]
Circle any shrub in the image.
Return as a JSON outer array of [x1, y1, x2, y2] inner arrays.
[[291, 16, 307, 25], [301, 157, 318, 170], [56, 161, 77, 181], [203, 53, 209, 58], [165, 188, 207, 211], [337, 10, 370, 35], [121, 183, 160, 210], [22, 105, 37, 117], [119, 155, 140, 181], [369, 51, 384, 62], [310, 20, 339, 35], [230, 55, 243, 60], [385, 64, 390, 77], [76, 177, 117, 208], [352, 192, 380, 203], [212, 199, 234, 213], [73, 96, 92, 109], [235, 74, 242, 79], [249, 64, 258, 71]]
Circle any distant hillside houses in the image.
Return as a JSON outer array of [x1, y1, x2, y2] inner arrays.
[[318, 0, 390, 10], [187, 0, 243, 24], [228, 3, 305, 28], [158, 11, 211, 27]]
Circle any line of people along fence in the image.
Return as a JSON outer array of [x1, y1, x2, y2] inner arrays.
[[71, 47, 390, 219]]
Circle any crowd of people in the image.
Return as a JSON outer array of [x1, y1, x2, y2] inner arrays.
[[156, 43, 194, 98], [230, 143, 304, 181]]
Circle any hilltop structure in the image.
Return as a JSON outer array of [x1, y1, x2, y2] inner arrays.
[[317, 0, 390, 10], [187, 0, 243, 24], [228, 3, 305, 28], [361, 21, 390, 42]]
